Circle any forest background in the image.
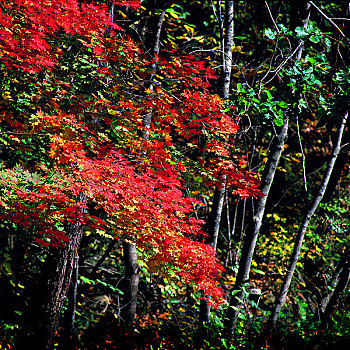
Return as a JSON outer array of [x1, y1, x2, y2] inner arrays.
[[0, 1, 350, 349]]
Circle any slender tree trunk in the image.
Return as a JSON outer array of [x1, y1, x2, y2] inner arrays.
[[199, 184, 226, 323], [318, 254, 347, 315], [269, 111, 349, 328], [320, 258, 350, 327], [199, 0, 234, 324], [91, 240, 116, 276], [120, 8, 166, 325], [224, 113, 289, 334], [224, 0, 311, 336]]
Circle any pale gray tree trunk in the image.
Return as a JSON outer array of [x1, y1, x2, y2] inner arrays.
[[199, 0, 234, 324], [269, 111, 349, 327], [224, 113, 289, 334], [224, 0, 311, 335]]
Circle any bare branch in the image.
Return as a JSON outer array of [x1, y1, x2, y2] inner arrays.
[[296, 115, 308, 192], [309, 1, 350, 45], [265, 1, 280, 34]]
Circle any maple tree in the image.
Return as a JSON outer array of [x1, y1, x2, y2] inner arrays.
[[2, 1, 349, 349], [0, 0, 260, 346]]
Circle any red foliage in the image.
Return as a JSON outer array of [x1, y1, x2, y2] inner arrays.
[[0, 0, 140, 72], [0, 0, 261, 306]]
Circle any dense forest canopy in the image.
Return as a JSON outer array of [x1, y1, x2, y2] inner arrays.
[[0, 1, 349, 349]]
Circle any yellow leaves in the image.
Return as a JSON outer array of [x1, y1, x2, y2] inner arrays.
[[172, 57, 182, 68], [166, 10, 179, 20], [184, 24, 194, 34], [224, 275, 236, 289], [118, 10, 127, 19], [97, 132, 110, 142], [232, 45, 243, 52], [9, 135, 21, 143], [2, 91, 13, 101]]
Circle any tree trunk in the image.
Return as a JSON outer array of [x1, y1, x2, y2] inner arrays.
[[269, 111, 348, 328], [318, 254, 347, 315], [224, 113, 289, 334], [199, 0, 234, 324], [120, 241, 140, 324], [62, 255, 79, 349], [224, 0, 311, 335], [38, 193, 86, 349], [199, 183, 226, 323], [321, 258, 350, 327], [222, 0, 234, 98], [120, 7, 166, 325]]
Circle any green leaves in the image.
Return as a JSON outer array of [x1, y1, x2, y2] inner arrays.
[[295, 26, 308, 38], [264, 28, 276, 40], [234, 83, 287, 126]]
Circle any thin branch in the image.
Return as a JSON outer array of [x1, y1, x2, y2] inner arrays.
[[296, 115, 308, 192], [270, 164, 325, 211], [0, 131, 47, 136], [309, 1, 350, 45], [264, 42, 303, 85], [265, 1, 280, 34], [331, 18, 350, 21]]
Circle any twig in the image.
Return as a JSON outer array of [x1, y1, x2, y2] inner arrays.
[[264, 42, 303, 86], [331, 18, 350, 21], [270, 164, 327, 211], [265, 1, 280, 34], [309, 1, 350, 45], [296, 115, 307, 192], [0, 131, 47, 136]]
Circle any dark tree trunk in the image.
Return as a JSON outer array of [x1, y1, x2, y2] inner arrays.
[[120, 7, 166, 326], [38, 193, 87, 349], [120, 241, 140, 324], [62, 255, 79, 349]]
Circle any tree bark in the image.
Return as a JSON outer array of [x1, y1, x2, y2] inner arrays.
[[62, 255, 79, 349], [120, 241, 140, 324], [224, 0, 311, 335], [222, 0, 234, 98], [224, 112, 289, 334], [199, 0, 234, 324], [120, 7, 166, 325], [320, 257, 350, 327], [39, 193, 86, 349], [269, 111, 349, 328]]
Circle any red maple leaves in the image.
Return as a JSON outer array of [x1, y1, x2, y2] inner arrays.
[[0, 0, 261, 306], [0, 0, 138, 71]]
